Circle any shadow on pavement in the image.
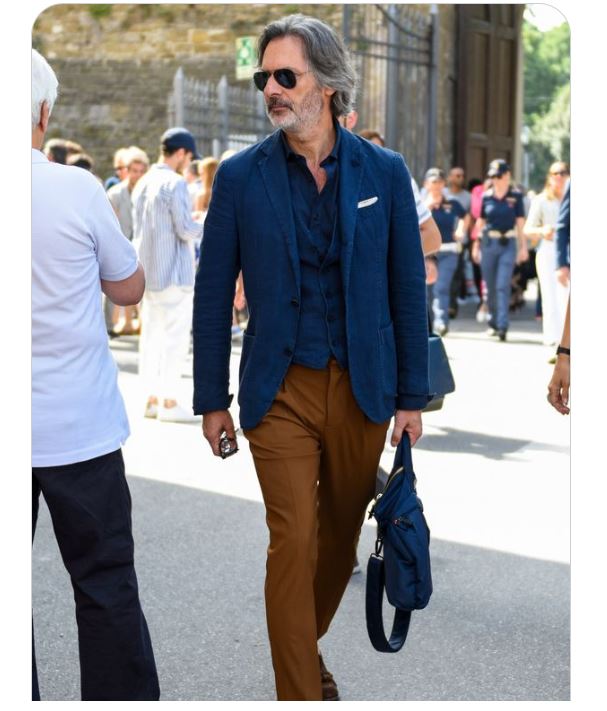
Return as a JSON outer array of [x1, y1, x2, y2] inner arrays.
[[32, 476, 569, 701], [413, 427, 569, 460]]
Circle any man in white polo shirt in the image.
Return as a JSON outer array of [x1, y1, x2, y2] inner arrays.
[[31, 49, 159, 701]]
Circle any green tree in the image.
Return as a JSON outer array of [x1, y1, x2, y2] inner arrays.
[[523, 20, 570, 122], [523, 20, 570, 190], [528, 83, 570, 190]]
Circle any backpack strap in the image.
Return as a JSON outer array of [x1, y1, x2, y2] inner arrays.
[[395, 434, 414, 476], [365, 553, 412, 653]]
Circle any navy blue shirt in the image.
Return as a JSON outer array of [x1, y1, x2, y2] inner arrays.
[[430, 198, 466, 243], [282, 130, 340, 262], [481, 188, 525, 232], [282, 128, 348, 370]]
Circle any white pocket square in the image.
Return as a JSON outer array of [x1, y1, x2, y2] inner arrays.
[[357, 196, 378, 209]]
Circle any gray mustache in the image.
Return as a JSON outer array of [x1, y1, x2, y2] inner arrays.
[[267, 99, 293, 111]]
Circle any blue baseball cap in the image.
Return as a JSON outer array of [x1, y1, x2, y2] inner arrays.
[[161, 127, 201, 160]]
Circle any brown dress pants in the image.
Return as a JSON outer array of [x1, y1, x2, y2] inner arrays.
[[243, 360, 390, 700]]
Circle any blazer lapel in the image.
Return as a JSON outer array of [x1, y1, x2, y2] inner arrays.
[[338, 129, 364, 295], [258, 132, 300, 295]]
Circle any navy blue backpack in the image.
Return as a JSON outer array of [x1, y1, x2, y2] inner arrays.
[[366, 435, 432, 652]]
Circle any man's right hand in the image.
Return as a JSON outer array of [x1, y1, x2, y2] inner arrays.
[[202, 410, 236, 456]]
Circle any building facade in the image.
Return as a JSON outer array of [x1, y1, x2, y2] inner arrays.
[[33, 3, 523, 184]]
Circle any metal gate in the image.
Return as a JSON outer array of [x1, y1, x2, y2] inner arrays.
[[167, 5, 437, 178], [343, 4, 438, 182], [167, 68, 272, 159]]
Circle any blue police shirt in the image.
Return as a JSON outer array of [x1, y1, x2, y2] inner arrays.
[[481, 188, 525, 232], [282, 128, 348, 370], [430, 198, 466, 243]]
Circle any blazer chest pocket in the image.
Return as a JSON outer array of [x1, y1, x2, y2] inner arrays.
[[357, 196, 380, 220]]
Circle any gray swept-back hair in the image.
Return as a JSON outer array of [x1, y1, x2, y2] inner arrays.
[[32, 49, 58, 130], [257, 14, 357, 118]]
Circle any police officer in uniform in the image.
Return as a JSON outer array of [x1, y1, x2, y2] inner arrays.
[[472, 159, 528, 341], [423, 168, 468, 335]]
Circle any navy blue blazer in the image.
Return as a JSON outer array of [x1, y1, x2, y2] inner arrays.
[[556, 181, 570, 269], [192, 125, 429, 430]]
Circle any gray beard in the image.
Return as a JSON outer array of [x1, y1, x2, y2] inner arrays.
[[267, 87, 324, 134]]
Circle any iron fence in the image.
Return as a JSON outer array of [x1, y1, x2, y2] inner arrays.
[[167, 68, 272, 158], [167, 4, 438, 180], [343, 4, 438, 182]]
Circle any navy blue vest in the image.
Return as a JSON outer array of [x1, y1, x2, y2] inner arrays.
[[282, 131, 348, 370], [293, 210, 348, 369]]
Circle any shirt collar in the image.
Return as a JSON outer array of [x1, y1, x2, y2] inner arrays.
[[32, 148, 49, 164], [281, 117, 341, 165]]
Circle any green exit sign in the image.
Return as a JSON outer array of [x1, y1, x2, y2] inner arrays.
[[236, 36, 256, 80]]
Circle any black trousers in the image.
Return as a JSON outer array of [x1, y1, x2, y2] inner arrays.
[[32, 449, 159, 701]]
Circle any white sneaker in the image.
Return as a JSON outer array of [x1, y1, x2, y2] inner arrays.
[[157, 404, 201, 423]]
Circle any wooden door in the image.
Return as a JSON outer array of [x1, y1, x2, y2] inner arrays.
[[456, 4, 524, 181]]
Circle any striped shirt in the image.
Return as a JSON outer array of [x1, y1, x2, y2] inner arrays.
[[132, 163, 203, 291]]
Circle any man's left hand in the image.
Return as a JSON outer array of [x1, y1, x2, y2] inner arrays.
[[547, 357, 570, 415], [391, 409, 423, 447]]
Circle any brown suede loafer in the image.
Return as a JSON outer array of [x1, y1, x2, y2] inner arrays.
[[319, 653, 340, 701]]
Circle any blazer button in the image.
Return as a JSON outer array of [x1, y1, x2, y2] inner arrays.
[[291, 298, 299, 307], [284, 347, 293, 357]]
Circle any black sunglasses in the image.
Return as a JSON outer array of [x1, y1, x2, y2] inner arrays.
[[253, 68, 310, 91]]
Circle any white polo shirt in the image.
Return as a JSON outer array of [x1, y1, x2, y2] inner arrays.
[[32, 149, 138, 467]]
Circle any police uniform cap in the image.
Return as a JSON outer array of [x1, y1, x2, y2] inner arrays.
[[487, 159, 511, 178]]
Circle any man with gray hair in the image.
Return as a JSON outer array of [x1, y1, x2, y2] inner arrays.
[[193, 14, 429, 700], [31, 49, 159, 700]]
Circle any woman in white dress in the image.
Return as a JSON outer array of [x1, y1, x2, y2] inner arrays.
[[524, 162, 570, 348]]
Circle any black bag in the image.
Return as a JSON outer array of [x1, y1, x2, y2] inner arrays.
[[423, 331, 456, 412], [366, 436, 432, 652]]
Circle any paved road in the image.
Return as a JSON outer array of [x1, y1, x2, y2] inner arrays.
[[32, 296, 570, 700]]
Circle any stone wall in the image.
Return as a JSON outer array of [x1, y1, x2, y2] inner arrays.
[[33, 3, 458, 180], [33, 4, 343, 61]]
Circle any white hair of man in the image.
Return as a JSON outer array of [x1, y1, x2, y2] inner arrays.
[[112, 147, 131, 168], [32, 49, 58, 130]]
